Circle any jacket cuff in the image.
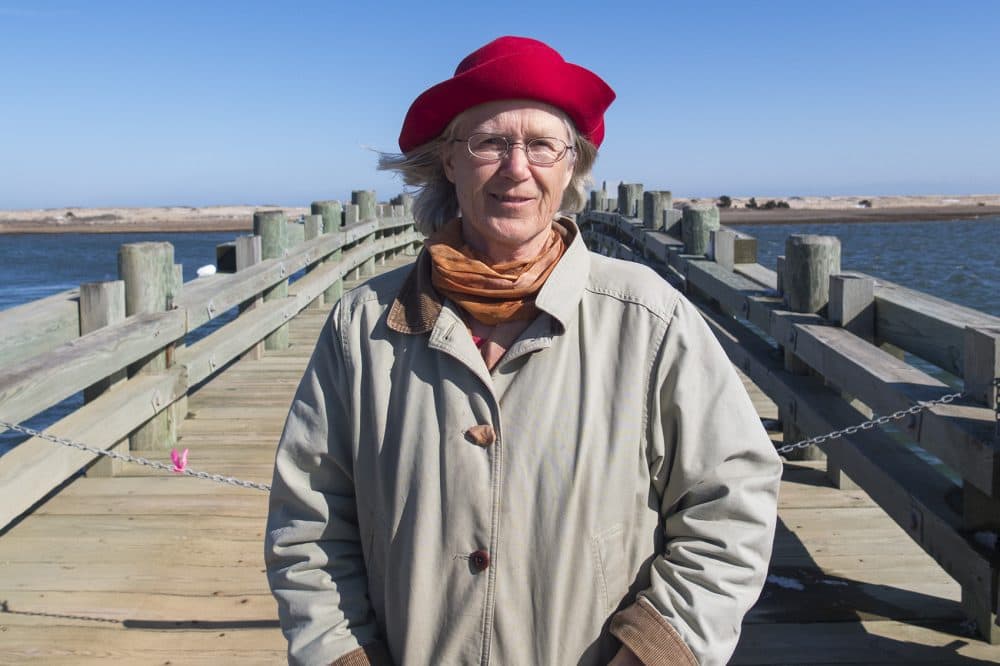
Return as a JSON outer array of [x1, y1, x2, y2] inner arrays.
[[610, 598, 698, 666], [330, 641, 392, 666]]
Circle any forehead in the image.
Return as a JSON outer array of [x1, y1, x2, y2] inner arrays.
[[456, 99, 571, 137]]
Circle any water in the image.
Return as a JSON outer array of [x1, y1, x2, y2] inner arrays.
[[729, 217, 1000, 318], [1, 231, 241, 453]]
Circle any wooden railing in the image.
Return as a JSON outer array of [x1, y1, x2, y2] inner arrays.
[[0, 191, 422, 529], [579, 182, 1000, 642]]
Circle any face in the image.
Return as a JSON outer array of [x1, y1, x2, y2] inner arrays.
[[442, 100, 575, 263]]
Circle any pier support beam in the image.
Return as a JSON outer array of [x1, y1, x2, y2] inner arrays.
[[118, 242, 177, 452], [236, 235, 264, 360], [253, 210, 289, 351]]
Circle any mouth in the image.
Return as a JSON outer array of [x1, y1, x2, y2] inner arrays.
[[490, 193, 535, 205]]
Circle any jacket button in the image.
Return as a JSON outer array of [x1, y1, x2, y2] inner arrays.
[[464, 424, 495, 447], [470, 549, 490, 572]]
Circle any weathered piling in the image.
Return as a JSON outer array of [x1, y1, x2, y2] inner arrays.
[[253, 210, 289, 350], [784, 235, 841, 314], [589, 188, 607, 212], [618, 183, 643, 218], [80, 280, 127, 476], [304, 214, 325, 310], [236, 234, 264, 360], [118, 242, 177, 451], [312, 200, 344, 303], [681, 204, 720, 256], [353, 190, 377, 278], [782, 234, 841, 460], [643, 191, 672, 230]]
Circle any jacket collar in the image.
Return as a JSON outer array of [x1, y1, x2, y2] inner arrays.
[[386, 217, 589, 336]]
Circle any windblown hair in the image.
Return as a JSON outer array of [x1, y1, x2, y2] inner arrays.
[[378, 112, 598, 236]]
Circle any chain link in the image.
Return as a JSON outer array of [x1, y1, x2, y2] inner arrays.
[[994, 377, 1000, 438], [775, 390, 966, 454], [0, 421, 270, 492]]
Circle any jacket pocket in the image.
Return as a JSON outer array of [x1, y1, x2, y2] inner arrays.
[[591, 523, 628, 613]]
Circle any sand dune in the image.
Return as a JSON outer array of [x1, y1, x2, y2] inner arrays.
[[1, 195, 999, 234]]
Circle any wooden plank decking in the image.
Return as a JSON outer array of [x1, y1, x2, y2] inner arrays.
[[2, 257, 999, 664]]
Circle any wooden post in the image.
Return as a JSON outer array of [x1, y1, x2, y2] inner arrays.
[[352, 190, 376, 221], [353, 190, 377, 278], [236, 235, 264, 360], [80, 280, 127, 476], [663, 208, 683, 238], [253, 210, 289, 351], [590, 188, 607, 212], [830, 275, 875, 341], [961, 324, 1000, 641], [643, 191, 672, 230], [784, 235, 841, 315], [617, 183, 643, 218], [118, 242, 177, 452], [344, 204, 361, 281], [312, 200, 345, 304], [304, 214, 325, 310], [681, 204, 720, 256], [171, 263, 187, 434], [782, 234, 841, 461], [776, 255, 785, 296], [286, 219, 305, 247], [824, 274, 876, 488]]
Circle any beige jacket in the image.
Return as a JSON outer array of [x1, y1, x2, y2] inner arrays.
[[265, 221, 781, 666]]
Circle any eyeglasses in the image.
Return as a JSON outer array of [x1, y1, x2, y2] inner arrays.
[[453, 133, 575, 166]]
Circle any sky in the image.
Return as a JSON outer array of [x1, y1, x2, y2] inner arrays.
[[1, 0, 998, 209]]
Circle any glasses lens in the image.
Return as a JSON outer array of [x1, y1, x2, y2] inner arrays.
[[525, 138, 566, 165], [467, 134, 508, 160]]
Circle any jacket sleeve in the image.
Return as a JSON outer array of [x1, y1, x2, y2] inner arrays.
[[264, 304, 387, 665], [610, 295, 782, 666]]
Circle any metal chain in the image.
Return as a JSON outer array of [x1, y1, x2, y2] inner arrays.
[[994, 377, 1000, 437], [775, 390, 966, 454], [0, 420, 270, 492]]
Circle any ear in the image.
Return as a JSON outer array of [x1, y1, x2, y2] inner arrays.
[[442, 142, 458, 184]]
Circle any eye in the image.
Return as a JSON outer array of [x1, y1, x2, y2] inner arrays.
[[529, 137, 561, 152], [470, 134, 507, 150]]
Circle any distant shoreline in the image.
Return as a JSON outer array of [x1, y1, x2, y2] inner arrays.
[[719, 205, 1000, 225], [1, 197, 999, 234]]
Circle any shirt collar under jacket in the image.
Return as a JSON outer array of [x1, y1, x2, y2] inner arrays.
[[386, 216, 589, 337]]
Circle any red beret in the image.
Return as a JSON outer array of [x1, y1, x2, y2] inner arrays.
[[398, 36, 615, 152]]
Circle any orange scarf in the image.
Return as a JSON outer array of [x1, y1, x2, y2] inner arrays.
[[427, 219, 567, 326]]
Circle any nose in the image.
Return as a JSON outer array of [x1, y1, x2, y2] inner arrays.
[[499, 143, 531, 179]]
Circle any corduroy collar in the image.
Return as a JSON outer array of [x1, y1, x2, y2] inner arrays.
[[386, 217, 588, 336]]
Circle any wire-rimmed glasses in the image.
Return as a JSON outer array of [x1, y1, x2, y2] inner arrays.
[[454, 133, 575, 166]]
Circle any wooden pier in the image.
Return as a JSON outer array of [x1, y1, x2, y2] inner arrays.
[[1, 188, 999, 664]]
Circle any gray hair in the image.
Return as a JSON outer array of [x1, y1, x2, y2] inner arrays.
[[378, 112, 598, 236]]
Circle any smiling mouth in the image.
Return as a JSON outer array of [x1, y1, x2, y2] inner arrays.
[[491, 193, 534, 204]]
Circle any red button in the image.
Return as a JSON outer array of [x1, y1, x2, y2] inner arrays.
[[470, 549, 490, 572]]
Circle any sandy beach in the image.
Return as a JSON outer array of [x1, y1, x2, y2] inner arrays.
[[1, 195, 999, 234]]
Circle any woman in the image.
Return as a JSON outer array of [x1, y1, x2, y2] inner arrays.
[[266, 36, 781, 666]]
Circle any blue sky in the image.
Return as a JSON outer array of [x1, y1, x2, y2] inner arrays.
[[2, 0, 998, 209]]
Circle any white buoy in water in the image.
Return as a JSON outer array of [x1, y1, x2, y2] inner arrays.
[[196, 264, 217, 277]]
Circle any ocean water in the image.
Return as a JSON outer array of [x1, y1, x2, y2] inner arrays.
[[1, 231, 242, 454], [1, 218, 998, 455], [730, 217, 1000, 318]]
